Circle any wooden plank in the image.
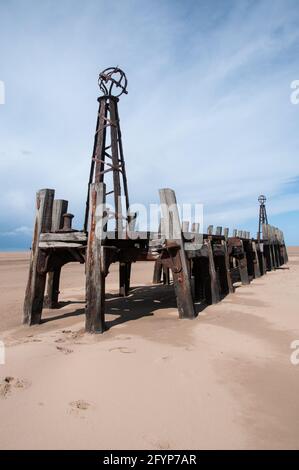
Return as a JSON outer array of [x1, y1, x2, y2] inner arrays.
[[159, 188, 195, 319], [23, 189, 55, 325], [39, 241, 84, 248], [85, 182, 106, 333], [40, 232, 87, 242]]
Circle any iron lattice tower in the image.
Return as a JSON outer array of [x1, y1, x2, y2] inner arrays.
[[257, 194, 268, 242], [84, 67, 130, 234]]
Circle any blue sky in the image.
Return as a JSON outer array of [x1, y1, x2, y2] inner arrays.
[[0, 0, 299, 249]]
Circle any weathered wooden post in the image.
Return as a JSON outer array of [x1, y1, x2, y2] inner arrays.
[[191, 222, 200, 233], [238, 239, 250, 285], [85, 182, 106, 333], [119, 212, 137, 296], [251, 239, 261, 278], [159, 188, 195, 319], [207, 238, 221, 303], [23, 189, 55, 324], [153, 218, 164, 284], [221, 238, 234, 294], [44, 199, 68, 308]]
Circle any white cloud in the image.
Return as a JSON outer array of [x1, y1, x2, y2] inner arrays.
[[0, 225, 32, 237]]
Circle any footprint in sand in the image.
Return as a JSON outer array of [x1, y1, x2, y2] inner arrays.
[[56, 346, 73, 355], [54, 338, 66, 344], [108, 346, 136, 354], [0, 376, 31, 399], [69, 400, 92, 418]]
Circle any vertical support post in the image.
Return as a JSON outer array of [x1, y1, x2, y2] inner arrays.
[[153, 261, 163, 284], [85, 183, 106, 333], [207, 238, 221, 303], [182, 221, 190, 233], [191, 222, 200, 233], [222, 239, 234, 294], [109, 97, 123, 234], [51, 200, 68, 231], [153, 218, 163, 284], [252, 240, 261, 278], [23, 189, 55, 325], [159, 188, 195, 319], [119, 211, 136, 296], [119, 263, 130, 296], [44, 199, 68, 309], [238, 240, 250, 285]]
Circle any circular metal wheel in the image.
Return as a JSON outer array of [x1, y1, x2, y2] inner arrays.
[[98, 67, 128, 97]]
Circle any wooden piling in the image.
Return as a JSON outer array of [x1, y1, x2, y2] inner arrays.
[[222, 239, 234, 293], [23, 189, 55, 325], [207, 239, 221, 303], [159, 188, 195, 319], [44, 199, 68, 309], [252, 240, 261, 278], [238, 240, 250, 285], [85, 182, 106, 333]]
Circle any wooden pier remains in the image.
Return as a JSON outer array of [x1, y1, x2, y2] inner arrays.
[[23, 67, 288, 332]]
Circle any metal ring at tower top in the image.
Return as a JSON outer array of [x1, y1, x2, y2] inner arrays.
[[258, 195, 266, 205], [98, 67, 128, 97]]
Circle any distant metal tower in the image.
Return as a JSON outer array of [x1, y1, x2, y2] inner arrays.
[[84, 67, 130, 234], [257, 195, 268, 242]]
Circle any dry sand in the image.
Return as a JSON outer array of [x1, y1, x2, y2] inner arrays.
[[0, 248, 299, 450]]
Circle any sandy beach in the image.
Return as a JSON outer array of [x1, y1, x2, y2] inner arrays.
[[0, 248, 298, 450]]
